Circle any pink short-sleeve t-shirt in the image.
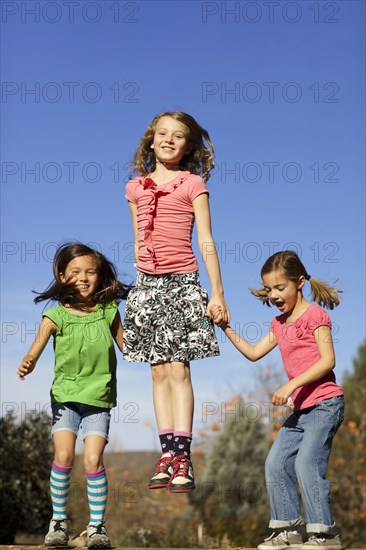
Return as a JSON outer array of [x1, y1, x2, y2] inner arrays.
[[270, 303, 343, 410], [126, 171, 209, 274]]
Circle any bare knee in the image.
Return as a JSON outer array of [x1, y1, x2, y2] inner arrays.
[[151, 363, 169, 384], [54, 448, 74, 468], [53, 431, 76, 467], [84, 451, 104, 472], [169, 362, 191, 385]]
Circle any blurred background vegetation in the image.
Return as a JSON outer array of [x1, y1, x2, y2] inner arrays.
[[1, 341, 365, 547]]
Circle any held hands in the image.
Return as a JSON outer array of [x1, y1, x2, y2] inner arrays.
[[207, 295, 230, 325], [208, 304, 229, 330], [207, 298, 230, 324], [17, 355, 36, 380]]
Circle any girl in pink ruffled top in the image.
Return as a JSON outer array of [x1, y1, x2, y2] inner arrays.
[[123, 111, 230, 493], [212, 251, 344, 550]]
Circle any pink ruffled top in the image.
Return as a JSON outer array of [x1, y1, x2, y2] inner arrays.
[[125, 171, 209, 274], [270, 304, 343, 410]]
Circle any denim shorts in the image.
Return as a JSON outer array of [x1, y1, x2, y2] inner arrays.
[[51, 402, 111, 441]]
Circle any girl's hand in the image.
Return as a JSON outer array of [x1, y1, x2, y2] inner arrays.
[[209, 305, 228, 330], [17, 355, 36, 380], [210, 305, 222, 322], [207, 296, 230, 324], [271, 382, 294, 406]]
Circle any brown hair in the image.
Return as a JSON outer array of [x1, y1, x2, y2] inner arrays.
[[250, 251, 341, 310], [130, 111, 215, 182], [34, 242, 130, 310]]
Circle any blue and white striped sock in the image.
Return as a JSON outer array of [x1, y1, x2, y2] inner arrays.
[[50, 462, 72, 519], [86, 468, 108, 526]]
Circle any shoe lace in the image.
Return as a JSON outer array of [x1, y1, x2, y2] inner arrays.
[[264, 531, 291, 543], [171, 455, 190, 479], [154, 454, 173, 474], [89, 524, 107, 537], [308, 535, 326, 543], [52, 519, 68, 533]]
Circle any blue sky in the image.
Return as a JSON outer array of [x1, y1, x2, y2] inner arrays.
[[1, 0, 365, 451]]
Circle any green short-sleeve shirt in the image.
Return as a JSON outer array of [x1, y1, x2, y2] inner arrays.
[[43, 302, 118, 408]]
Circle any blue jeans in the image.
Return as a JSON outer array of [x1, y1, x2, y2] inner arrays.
[[265, 396, 344, 534]]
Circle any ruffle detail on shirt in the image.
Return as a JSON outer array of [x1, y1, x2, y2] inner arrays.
[[293, 318, 310, 339], [292, 315, 331, 339], [138, 172, 190, 262]]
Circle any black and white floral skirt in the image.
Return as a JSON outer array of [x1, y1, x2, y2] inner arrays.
[[123, 270, 220, 364]]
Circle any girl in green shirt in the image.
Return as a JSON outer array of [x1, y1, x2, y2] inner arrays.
[[17, 243, 130, 549]]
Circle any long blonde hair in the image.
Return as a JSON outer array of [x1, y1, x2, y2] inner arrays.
[[250, 251, 341, 310], [130, 111, 215, 182]]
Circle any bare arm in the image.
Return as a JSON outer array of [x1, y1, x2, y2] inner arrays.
[[271, 325, 335, 405], [128, 201, 139, 263], [17, 316, 57, 380], [193, 193, 230, 323], [211, 306, 277, 360], [225, 326, 277, 361], [111, 310, 124, 353]]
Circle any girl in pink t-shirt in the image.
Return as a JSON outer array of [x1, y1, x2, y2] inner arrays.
[[212, 251, 344, 550], [123, 111, 230, 493]]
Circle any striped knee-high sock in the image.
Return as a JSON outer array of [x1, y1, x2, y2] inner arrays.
[[86, 468, 108, 526], [50, 462, 73, 519]]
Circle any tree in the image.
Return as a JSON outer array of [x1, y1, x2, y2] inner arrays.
[[0, 412, 53, 543], [189, 396, 269, 546], [329, 341, 366, 547]]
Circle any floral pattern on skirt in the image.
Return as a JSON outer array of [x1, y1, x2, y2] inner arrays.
[[123, 271, 220, 364]]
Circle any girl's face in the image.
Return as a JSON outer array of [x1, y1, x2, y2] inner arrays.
[[60, 254, 100, 299], [262, 269, 305, 314], [151, 116, 191, 166]]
